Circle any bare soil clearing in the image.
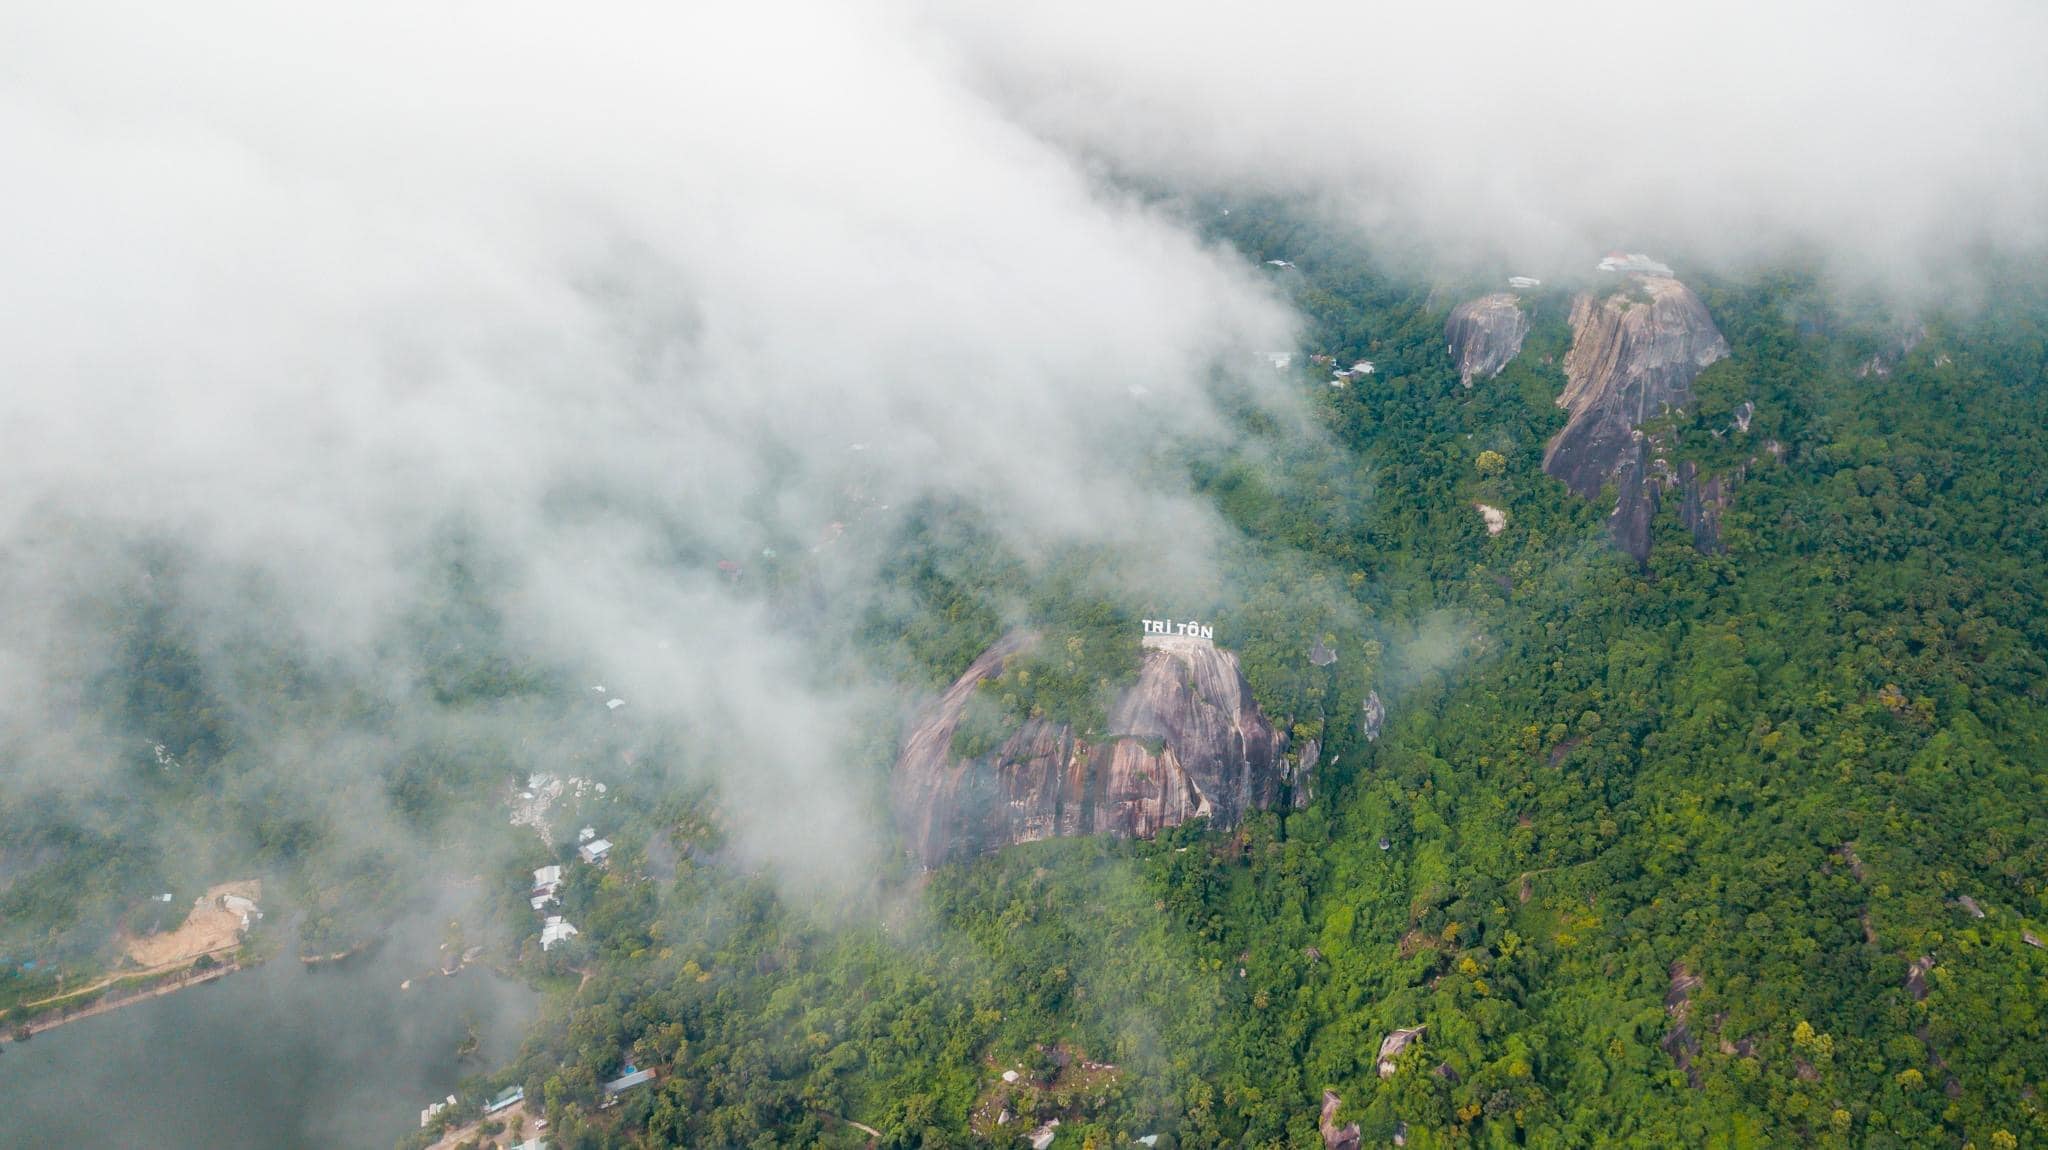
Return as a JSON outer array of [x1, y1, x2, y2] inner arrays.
[[122, 880, 261, 968]]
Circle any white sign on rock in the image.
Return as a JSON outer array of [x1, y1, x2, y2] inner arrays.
[[1143, 618, 1215, 640]]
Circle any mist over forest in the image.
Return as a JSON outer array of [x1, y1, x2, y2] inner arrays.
[[3, 4, 2047, 1149]]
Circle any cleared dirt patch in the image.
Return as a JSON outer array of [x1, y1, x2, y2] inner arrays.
[[123, 880, 260, 968]]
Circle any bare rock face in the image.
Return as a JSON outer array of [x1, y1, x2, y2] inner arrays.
[[1544, 274, 1728, 561], [1446, 292, 1529, 387], [1906, 955, 1936, 1001], [893, 633, 1290, 865], [1662, 962, 1705, 1088], [1318, 1090, 1361, 1150], [1677, 460, 1735, 553], [1377, 1025, 1427, 1078], [1362, 690, 1385, 742]]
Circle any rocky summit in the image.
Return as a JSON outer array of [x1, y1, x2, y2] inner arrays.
[[892, 632, 1293, 865], [1544, 272, 1729, 561]]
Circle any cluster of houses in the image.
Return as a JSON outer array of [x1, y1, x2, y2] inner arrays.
[[1330, 359, 1375, 387], [420, 1084, 546, 1143], [418, 1085, 523, 1129], [529, 826, 615, 952], [1304, 353, 1377, 387]]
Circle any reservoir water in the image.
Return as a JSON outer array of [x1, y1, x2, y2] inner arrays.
[[0, 912, 538, 1149]]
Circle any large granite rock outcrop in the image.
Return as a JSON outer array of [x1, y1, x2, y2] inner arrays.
[[1445, 292, 1529, 387], [893, 633, 1292, 865], [1544, 271, 1729, 561]]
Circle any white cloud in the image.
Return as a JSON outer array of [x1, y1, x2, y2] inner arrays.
[[934, 0, 2048, 288], [0, 0, 1295, 885]]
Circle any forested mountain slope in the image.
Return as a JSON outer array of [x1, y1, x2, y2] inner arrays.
[[9, 206, 2044, 1150], [461, 214, 2048, 1149]]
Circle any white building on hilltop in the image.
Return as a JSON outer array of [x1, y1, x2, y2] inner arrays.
[[1596, 252, 1672, 276]]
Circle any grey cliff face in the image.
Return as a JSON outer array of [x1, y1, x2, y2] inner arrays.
[[1445, 292, 1529, 387], [892, 633, 1290, 865], [1543, 274, 1729, 561], [1677, 460, 1735, 553]]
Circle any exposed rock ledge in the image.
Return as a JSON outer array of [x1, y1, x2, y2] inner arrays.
[[892, 632, 1293, 865]]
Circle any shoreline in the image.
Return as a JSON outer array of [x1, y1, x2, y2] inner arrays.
[[1, 959, 247, 1045], [301, 933, 386, 967]]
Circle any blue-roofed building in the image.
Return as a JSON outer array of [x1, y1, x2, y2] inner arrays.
[[484, 1085, 525, 1115]]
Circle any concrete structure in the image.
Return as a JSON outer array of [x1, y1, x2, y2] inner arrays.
[[578, 839, 613, 865]]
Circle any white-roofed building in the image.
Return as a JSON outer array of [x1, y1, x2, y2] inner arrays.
[[540, 916, 579, 951]]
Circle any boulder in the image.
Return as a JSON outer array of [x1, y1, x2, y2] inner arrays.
[[1362, 691, 1385, 742], [1318, 1090, 1361, 1150], [1446, 292, 1529, 387], [1377, 1026, 1426, 1078]]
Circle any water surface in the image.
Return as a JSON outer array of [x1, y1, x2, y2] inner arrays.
[[0, 914, 536, 1149]]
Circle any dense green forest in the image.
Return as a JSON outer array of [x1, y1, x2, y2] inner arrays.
[[467, 219, 2048, 1148], [8, 204, 2048, 1148]]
